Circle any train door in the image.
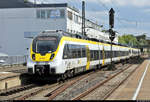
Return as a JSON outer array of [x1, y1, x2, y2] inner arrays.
[[102, 46, 105, 66], [86, 45, 90, 70]]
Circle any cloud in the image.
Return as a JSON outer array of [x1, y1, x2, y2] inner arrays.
[[85, 10, 108, 25], [29, 0, 150, 7], [88, 0, 150, 7], [116, 27, 149, 36], [143, 9, 150, 13], [28, 0, 150, 36]]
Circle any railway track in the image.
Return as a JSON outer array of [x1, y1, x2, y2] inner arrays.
[[73, 61, 143, 100], [0, 84, 37, 96], [0, 58, 144, 100], [7, 69, 27, 73], [15, 70, 97, 100], [0, 66, 27, 74], [17, 63, 131, 100]]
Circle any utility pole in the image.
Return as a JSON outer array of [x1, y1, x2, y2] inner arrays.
[[109, 8, 115, 70], [82, 1, 86, 37], [34, 0, 36, 7]]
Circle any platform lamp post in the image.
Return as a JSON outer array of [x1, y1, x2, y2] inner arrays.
[[108, 8, 115, 70]]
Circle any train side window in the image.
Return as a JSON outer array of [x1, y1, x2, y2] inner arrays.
[[115, 51, 117, 57], [90, 50, 93, 61], [100, 50, 103, 59], [81, 46, 86, 57], [105, 51, 107, 59], [93, 50, 96, 60], [69, 44, 74, 58], [63, 44, 69, 59], [94, 50, 97, 60], [72, 45, 77, 58], [95, 50, 99, 60], [108, 51, 111, 58], [76, 45, 81, 58]]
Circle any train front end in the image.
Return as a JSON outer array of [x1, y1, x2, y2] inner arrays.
[[27, 32, 61, 76]]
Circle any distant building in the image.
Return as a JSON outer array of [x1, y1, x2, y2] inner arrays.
[[0, 0, 118, 55]]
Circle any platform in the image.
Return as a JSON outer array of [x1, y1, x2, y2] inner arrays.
[[0, 66, 27, 90], [107, 58, 150, 100]]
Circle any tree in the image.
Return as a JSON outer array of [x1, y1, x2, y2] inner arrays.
[[24, 0, 29, 3], [118, 34, 138, 47], [119, 34, 148, 47]]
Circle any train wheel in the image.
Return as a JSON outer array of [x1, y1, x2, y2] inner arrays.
[[57, 74, 67, 83]]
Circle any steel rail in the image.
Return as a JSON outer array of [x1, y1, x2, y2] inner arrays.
[[47, 63, 129, 100], [72, 64, 133, 100], [103, 64, 141, 100]]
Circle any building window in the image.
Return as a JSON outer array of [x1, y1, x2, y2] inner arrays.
[[36, 9, 65, 19], [68, 11, 72, 20], [78, 16, 82, 24], [36, 10, 41, 18], [41, 10, 46, 19], [74, 14, 78, 23]]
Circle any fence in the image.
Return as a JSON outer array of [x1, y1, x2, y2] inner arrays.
[[0, 55, 28, 66]]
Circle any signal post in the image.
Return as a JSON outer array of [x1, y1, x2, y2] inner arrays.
[[108, 8, 116, 70]]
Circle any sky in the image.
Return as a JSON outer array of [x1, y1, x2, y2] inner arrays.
[[29, 0, 150, 37]]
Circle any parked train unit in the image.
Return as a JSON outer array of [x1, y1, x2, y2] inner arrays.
[[27, 30, 140, 78]]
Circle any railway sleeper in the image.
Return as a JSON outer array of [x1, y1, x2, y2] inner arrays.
[[0, 84, 35, 96]]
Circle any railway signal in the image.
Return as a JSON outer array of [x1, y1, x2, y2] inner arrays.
[[109, 29, 116, 41], [109, 8, 115, 70], [109, 8, 115, 29]]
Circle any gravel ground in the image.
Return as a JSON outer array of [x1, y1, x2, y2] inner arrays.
[[27, 84, 62, 100], [81, 64, 138, 100], [0, 66, 27, 73], [53, 64, 130, 100], [0, 86, 42, 100]]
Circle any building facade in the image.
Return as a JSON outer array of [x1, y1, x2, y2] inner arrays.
[[0, 0, 118, 55]]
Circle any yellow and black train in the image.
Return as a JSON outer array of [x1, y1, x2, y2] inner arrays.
[[27, 30, 140, 79]]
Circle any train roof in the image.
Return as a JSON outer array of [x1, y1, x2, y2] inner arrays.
[[35, 30, 140, 50]]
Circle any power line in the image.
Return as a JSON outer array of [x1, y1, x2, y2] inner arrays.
[[96, 0, 109, 11]]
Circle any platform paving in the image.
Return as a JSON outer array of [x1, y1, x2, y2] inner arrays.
[[107, 58, 150, 100]]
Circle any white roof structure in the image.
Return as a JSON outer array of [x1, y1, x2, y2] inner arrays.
[[0, 53, 8, 57]]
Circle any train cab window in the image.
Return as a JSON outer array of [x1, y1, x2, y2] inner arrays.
[[33, 36, 58, 54]]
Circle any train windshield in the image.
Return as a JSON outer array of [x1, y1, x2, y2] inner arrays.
[[33, 36, 58, 53]]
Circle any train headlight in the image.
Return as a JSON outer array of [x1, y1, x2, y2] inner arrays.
[[50, 53, 55, 60], [32, 54, 35, 60]]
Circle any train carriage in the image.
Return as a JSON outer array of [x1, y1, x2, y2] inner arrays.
[[27, 30, 140, 78]]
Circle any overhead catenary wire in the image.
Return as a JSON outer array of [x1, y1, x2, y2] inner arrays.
[[95, 0, 140, 34]]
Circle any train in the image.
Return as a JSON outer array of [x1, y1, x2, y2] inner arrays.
[[27, 30, 140, 80]]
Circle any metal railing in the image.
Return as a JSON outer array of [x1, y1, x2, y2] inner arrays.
[[0, 55, 28, 66]]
